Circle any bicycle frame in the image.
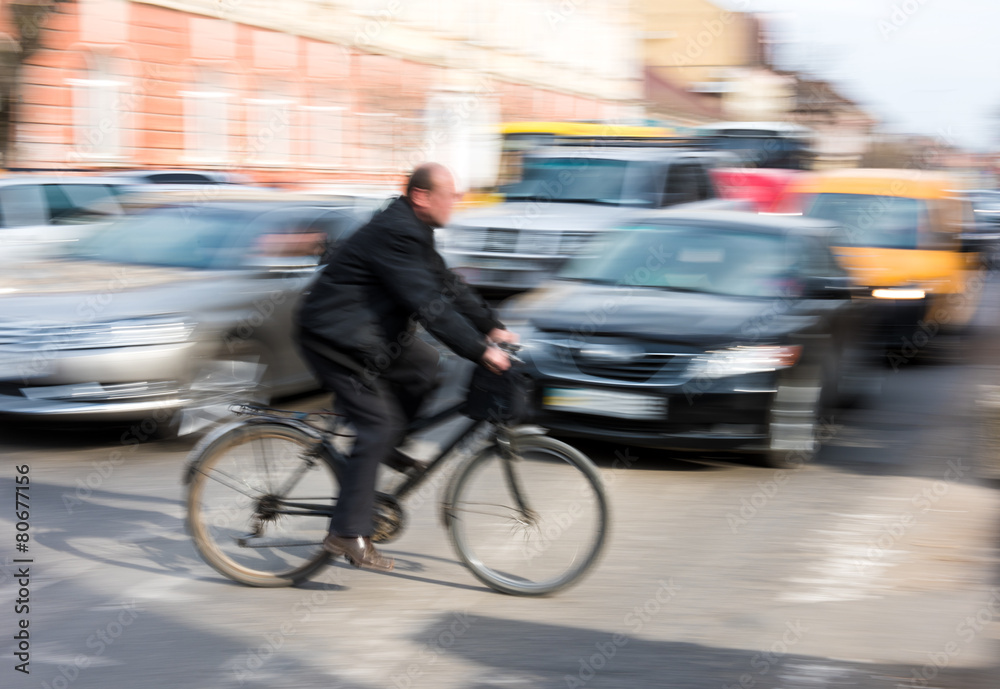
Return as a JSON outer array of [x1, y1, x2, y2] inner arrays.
[[184, 397, 540, 535]]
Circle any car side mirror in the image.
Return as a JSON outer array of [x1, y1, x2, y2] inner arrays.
[[246, 231, 328, 274]]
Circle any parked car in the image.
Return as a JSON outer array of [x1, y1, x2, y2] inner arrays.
[[440, 145, 744, 295], [0, 176, 126, 262], [962, 188, 1000, 270], [789, 169, 985, 350], [103, 169, 255, 192], [0, 192, 369, 435], [500, 210, 878, 467]]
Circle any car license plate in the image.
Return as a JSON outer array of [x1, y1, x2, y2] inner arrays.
[[543, 387, 666, 420]]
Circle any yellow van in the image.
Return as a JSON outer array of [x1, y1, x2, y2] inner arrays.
[[793, 169, 984, 355]]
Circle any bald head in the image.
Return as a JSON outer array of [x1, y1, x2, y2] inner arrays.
[[406, 162, 449, 197], [406, 163, 458, 228]]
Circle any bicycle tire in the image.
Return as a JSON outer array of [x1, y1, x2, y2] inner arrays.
[[186, 422, 338, 587], [446, 433, 608, 596]]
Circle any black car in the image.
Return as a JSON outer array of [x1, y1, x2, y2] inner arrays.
[[500, 210, 878, 468]]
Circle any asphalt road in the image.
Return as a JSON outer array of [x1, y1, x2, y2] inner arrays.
[[2, 284, 1000, 689]]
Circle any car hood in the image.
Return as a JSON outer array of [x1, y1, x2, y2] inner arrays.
[[504, 281, 813, 345], [450, 202, 637, 232], [0, 259, 212, 295], [0, 259, 247, 323]]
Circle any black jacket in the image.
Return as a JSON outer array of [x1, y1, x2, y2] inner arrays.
[[296, 196, 501, 372]]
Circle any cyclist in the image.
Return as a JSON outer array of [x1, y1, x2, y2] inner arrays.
[[295, 162, 516, 572]]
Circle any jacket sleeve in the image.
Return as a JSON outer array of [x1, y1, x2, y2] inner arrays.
[[368, 228, 490, 363], [440, 261, 504, 335]]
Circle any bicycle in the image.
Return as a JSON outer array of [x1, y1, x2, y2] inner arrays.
[[182, 345, 609, 596]]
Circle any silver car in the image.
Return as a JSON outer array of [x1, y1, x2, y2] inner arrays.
[[439, 146, 742, 294], [0, 194, 370, 434], [0, 176, 126, 262]]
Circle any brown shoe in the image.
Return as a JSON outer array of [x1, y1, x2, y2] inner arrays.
[[323, 534, 394, 572]]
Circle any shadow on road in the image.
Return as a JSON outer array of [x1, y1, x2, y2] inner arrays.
[[385, 614, 996, 689]]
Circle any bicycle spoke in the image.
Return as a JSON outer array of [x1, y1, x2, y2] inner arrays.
[[186, 423, 340, 587], [195, 465, 264, 500], [448, 435, 608, 596], [251, 428, 274, 493]]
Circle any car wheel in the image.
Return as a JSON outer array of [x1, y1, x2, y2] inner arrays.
[[762, 363, 824, 470], [167, 339, 273, 438]]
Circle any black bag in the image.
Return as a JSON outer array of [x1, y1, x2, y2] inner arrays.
[[462, 366, 531, 423]]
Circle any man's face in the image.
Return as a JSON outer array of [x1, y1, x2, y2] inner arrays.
[[412, 170, 459, 228]]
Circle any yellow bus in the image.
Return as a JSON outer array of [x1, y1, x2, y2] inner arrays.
[[496, 121, 676, 187], [458, 121, 676, 208]]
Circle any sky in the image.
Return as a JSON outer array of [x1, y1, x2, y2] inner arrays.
[[714, 0, 1000, 151]]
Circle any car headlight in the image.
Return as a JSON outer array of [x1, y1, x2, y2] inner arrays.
[[871, 287, 926, 300], [56, 317, 196, 350], [688, 345, 802, 379]]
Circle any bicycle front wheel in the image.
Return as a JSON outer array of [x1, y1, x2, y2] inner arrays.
[[447, 434, 608, 596], [186, 422, 339, 587]]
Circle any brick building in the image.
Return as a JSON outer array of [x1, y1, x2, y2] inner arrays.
[[1, 0, 644, 187]]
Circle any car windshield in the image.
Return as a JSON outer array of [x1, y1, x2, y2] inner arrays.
[[501, 157, 646, 206], [559, 225, 795, 298], [69, 206, 256, 268], [805, 193, 921, 249]]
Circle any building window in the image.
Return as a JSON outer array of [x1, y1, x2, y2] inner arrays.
[[181, 69, 231, 163], [357, 112, 396, 169], [246, 80, 294, 165], [303, 99, 344, 168], [69, 55, 130, 161]]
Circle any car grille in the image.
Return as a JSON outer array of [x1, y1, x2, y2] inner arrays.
[[573, 352, 692, 383], [0, 322, 68, 351], [483, 228, 519, 253], [559, 232, 594, 255]]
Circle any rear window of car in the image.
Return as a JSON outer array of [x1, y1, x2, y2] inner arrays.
[[805, 193, 922, 249], [70, 206, 254, 269], [45, 184, 122, 222], [148, 173, 213, 184], [0, 184, 47, 227]]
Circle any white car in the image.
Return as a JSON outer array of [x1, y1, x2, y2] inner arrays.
[[0, 176, 125, 262]]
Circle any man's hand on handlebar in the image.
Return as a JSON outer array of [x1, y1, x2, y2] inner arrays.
[[481, 344, 511, 375], [487, 328, 519, 345]]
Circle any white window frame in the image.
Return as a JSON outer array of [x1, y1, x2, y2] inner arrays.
[[67, 57, 130, 161], [301, 104, 344, 169], [246, 90, 294, 166], [356, 111, 396, 170], [181, 76, 231, 164]]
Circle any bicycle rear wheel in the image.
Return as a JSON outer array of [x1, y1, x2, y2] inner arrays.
[[447, 434, 608, 596], [186, 422, 338, 587]]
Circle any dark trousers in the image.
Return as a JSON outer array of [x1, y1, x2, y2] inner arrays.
[[299, 338, 439, 537]]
